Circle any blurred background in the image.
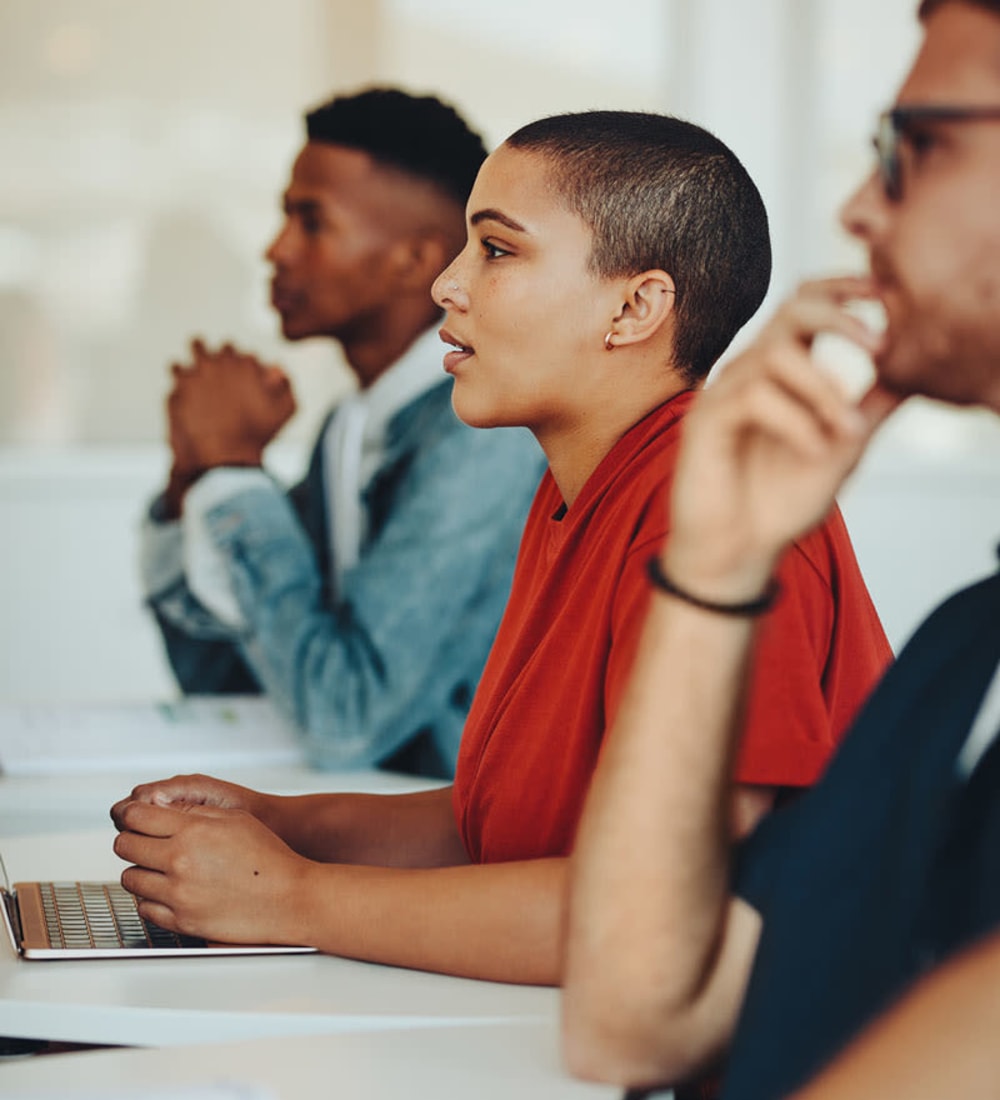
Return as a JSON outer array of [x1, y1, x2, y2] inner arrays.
[[1, 0, 998, 703]]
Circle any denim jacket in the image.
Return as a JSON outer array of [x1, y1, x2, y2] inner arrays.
[[140, 379, 545, 777]]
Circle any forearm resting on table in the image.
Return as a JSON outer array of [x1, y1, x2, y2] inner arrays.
[[115, 778, 464, 869], [265, 785, 467, 868], [563, 594, 763, 1085], [289, 855, 568, 984]]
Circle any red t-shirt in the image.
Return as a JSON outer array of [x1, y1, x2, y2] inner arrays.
[[453, 393, 891, 864]]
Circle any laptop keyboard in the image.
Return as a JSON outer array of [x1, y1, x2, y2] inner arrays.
[[39, 881, 205, 950]]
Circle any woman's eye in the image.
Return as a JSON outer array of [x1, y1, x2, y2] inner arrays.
[[482, 240, 510, 260]]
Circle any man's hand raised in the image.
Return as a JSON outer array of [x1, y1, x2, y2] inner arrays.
[[168, 339, 297, 472], [160, 340, 297, 517], [664, 276, 902, 604]]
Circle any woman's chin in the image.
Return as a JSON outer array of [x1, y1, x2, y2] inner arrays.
[[450, 390, 508, 430]]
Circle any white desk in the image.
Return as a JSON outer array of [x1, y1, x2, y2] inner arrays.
[[0, 1020, 621, 1099], [0, 786, 555, 1048], [0, 764, 625, 1098]]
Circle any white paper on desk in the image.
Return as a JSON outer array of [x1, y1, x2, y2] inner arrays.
[[0, 696, 304, 776], [6, 1081, 278, 1100]]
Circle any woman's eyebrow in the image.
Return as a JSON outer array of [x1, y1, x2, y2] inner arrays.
[[470, 208, 527, 233]]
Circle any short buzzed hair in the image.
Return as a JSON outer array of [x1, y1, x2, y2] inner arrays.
[[506, 111, 771, 382], [305, 87, 487, 208]]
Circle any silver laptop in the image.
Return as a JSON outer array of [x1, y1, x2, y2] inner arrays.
[[0, 850, 316, 960]]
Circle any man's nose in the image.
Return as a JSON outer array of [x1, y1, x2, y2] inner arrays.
[[839, 169, 885, 244], [265, 222, 293, 266]]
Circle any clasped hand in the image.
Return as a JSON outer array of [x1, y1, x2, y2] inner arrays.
[[111, 775, 311, 946], [168, 339, 297, 476]]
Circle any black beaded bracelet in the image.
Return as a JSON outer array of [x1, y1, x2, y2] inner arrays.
[[646, 556, 780, 617]]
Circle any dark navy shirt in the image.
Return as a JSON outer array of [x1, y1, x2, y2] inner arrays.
[[719, 562, 1000, 1099]]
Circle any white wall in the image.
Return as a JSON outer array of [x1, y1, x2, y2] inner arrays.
[[0, 448, 174, 702], [839, 411, 1000, 653], [1, 0, 998, 702], [2, 420, 998, 703], [0, 443, 307, 703]]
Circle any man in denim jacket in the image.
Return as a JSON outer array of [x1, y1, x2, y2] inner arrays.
[[139, 89, 544, 778]]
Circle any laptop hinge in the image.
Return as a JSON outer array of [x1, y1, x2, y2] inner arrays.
[[0, 888, 22, 955]]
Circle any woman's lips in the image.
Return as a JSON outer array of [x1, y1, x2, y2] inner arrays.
[[439, 328, 475, 373], [443, 348, 474, 373]]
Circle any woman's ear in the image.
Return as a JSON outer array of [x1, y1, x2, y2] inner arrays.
[[605, 270, 676, 348]]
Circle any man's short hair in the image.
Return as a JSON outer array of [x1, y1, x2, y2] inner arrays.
[[305, 87, 487, 207], [919, 0, 1000, 18], [506, 111, 771, 382]]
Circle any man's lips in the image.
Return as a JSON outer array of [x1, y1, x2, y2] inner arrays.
[[270, 282, 301, 315], [438, 327, 475, 373], [867, 253, 897, 294]]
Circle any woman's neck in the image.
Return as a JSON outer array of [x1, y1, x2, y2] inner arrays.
[[538, 384, 693, 509]]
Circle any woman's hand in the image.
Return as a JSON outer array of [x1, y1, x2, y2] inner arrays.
[[113, 799, 316, 946], [111, 773, 281, 836]]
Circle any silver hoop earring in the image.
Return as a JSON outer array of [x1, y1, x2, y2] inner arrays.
[[604, 331, 614, 351]]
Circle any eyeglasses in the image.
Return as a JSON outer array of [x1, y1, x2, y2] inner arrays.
[[874, 104, 1000, 201]]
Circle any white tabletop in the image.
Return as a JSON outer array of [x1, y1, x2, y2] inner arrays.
[[0, 746, 628, 1097], [0, 800, 555, 1047], [0, 1019, 622, 1099]]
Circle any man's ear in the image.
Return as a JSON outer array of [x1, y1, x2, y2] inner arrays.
[[605, 270, 676, 348], [391, 232, 453, 293]]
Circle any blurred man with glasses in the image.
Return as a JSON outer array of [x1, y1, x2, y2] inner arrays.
[[563, 2, 1000, 1097]]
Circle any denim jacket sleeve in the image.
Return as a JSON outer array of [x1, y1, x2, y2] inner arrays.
[[139, 489, 266, 694], [142, 384, 545, 775]]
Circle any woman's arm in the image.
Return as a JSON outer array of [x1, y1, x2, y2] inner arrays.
[[112, 775, 465, 868], [265, 785, 468, 867], [112, 795, 568, 983]]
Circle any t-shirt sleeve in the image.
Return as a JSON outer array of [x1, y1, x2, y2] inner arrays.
[[604, 537, 661, 728], [733, 539, 842, 788], [734, 511, 891, 789]]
